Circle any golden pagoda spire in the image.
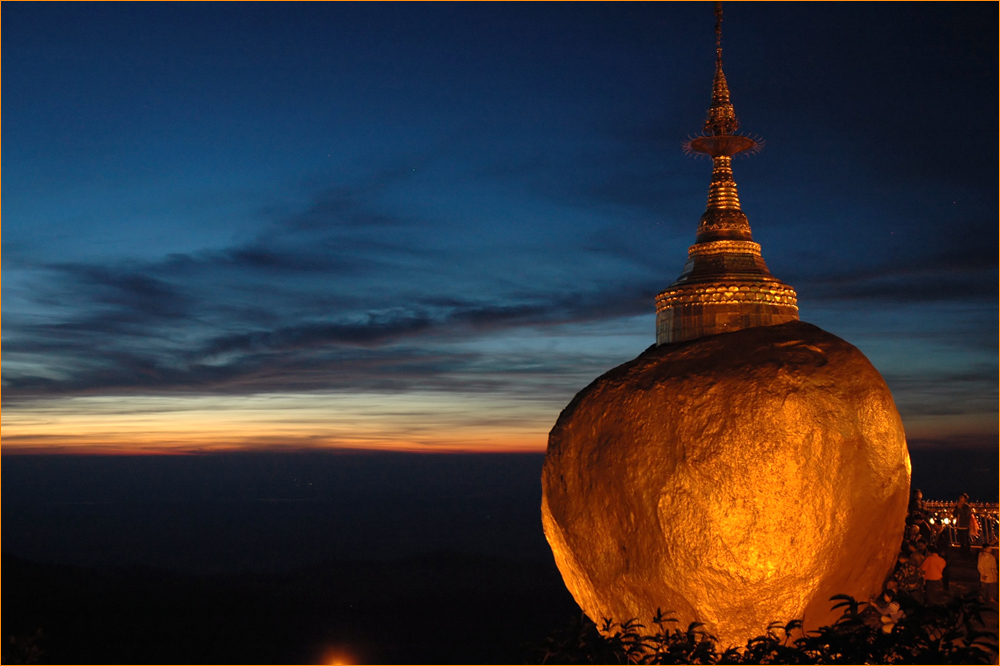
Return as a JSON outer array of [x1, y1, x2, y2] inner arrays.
[[685, 0, 758, 243], [655, 1, 798, 345], [705, 1, 739, 137]]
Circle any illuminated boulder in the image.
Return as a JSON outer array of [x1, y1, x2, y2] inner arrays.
[[541, 320, 910, 647]]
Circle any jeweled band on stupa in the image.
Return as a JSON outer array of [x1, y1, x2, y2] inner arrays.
[[655, 4, 797, 344]]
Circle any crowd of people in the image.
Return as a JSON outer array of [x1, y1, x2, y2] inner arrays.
[[865, 489, 998, 632]]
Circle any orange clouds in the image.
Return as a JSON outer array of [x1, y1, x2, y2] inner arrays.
[[1, 392, 550, 455]]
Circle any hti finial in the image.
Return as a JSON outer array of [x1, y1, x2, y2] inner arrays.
[[685, 0, 758, 157], [705, 0, 737, 138], [715, 1, 723, 54]]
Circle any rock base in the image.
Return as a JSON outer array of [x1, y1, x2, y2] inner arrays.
[[542, 321, 910, 646]]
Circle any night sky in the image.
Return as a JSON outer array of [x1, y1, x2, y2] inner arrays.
[[3, 2, 997, 456]]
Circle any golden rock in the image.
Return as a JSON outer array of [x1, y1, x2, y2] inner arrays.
[[541, 321, 910, 647]]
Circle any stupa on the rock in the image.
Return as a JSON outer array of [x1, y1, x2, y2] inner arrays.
[[541, 3, 911, 647], [656, 5, 797, 344]]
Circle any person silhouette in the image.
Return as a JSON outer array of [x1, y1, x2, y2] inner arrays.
[[952, 493, 973, 557], [978, 543, 998, 605], [919, 546, 947, 605]]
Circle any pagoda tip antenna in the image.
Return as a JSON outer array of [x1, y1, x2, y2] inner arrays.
[[714, 1, 723, 52]]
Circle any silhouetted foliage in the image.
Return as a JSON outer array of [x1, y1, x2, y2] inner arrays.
[[533, 593, 998, 664], [3, 629, 45, 665]]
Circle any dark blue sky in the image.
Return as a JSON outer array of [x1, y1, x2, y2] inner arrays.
[[2, 2, 996, 453]]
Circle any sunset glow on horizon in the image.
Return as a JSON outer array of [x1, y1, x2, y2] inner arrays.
[[1, 391, 554, 455]]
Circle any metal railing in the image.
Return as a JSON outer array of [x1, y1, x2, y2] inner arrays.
[[921, 500, 1000, 546]]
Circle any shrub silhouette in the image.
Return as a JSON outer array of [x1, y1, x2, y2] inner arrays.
[[3, 629, 45, 665], [533, 592, 997, 664]]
